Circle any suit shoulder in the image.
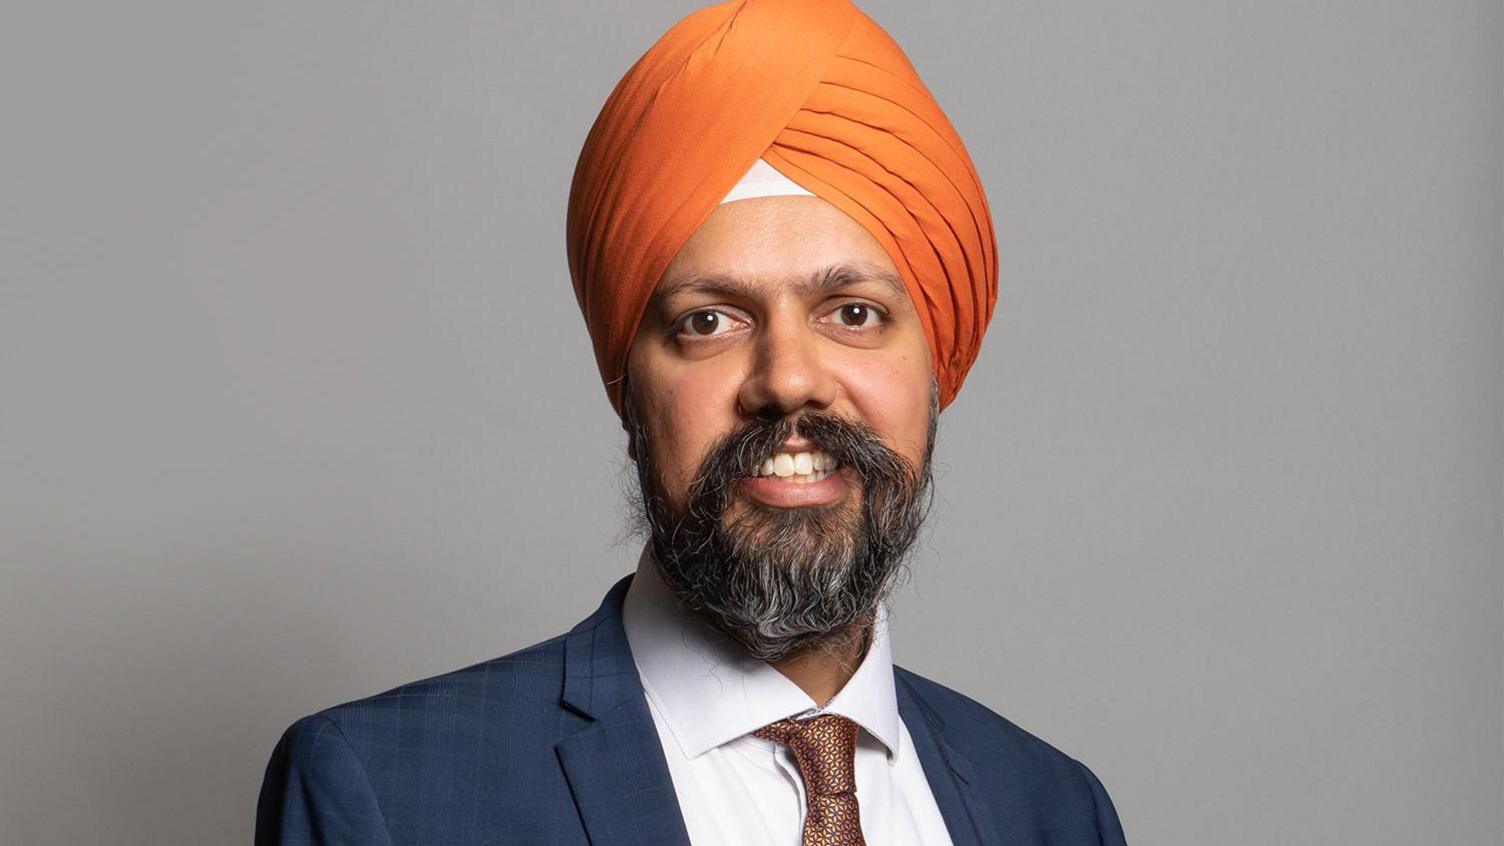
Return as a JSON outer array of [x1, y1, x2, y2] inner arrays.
[[259, 631, 583, 842], [895, 664, 1083, 757], [293, 630, 571, 750], [894, 665, 1107, 809]]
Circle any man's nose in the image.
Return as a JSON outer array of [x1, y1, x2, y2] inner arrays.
[[737, 314, 838, 418]]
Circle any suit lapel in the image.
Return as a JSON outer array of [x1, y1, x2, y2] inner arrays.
[[556, 575, 693, 846], [896, 671, 1003, 846]]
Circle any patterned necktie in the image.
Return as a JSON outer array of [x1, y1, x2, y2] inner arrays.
[[753, 713, 868, 846]]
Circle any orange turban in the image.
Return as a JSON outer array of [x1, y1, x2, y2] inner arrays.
[[566, 0, 998, 416]]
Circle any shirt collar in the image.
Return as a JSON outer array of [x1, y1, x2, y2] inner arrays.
[[620, 543, 902, 761]]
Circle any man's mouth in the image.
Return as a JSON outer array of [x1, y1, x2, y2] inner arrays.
[[750, 449, 841, 485]]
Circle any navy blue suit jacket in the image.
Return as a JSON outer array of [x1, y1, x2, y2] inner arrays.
[[257, 574, 1128, 844]]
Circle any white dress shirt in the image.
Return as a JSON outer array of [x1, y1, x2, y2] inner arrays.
[[620, 545, 956, 845]]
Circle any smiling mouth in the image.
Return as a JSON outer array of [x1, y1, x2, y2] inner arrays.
[[744, 448, 841, 484]]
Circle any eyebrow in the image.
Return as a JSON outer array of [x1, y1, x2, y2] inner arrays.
[[648, 262, 909, 313]]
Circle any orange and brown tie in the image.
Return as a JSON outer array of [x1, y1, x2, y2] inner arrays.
[[753, 713, 867, 846]]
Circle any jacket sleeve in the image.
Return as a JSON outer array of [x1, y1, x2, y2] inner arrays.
[[1074, 758, 1128, 845], [255, 713, 392, 846]]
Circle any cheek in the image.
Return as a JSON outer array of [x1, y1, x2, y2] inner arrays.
[[646, 367, 741, 492], [837, 354, 933, 465], [630, 341, 735, 486]]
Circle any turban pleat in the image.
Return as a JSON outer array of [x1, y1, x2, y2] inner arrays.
[[567, 0, 997, 416]]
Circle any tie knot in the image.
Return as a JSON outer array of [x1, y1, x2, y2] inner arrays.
[[752, 713, 861, 796]]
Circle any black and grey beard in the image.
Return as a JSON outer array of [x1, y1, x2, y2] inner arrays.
[[620, 383, 938, 663]]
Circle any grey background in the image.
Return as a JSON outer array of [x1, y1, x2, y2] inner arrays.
[[1, 1, 1499, 843]]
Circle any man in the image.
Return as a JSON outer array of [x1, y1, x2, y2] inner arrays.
[[256, 1, 1128, 844]]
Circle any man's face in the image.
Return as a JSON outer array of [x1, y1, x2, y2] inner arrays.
[[622, 195, 939, 661]]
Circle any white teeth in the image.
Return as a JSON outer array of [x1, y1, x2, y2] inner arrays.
[[772, 453, 795, 477], [757, 450, 838, 480], [793, 452, 814, 475]]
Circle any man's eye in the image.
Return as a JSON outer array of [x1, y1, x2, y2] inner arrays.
[[677, 309, 735, 338], [832, 303, 886, 328]]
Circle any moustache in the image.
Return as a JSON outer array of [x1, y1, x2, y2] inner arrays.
[[620, 380, 940, 661], [683, 409, 918, 519]]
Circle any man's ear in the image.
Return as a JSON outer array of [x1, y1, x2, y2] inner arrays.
[[620, 378, 640, 464]]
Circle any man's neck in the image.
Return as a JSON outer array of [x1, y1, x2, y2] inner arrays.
[[768, 612, 876, 707]]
